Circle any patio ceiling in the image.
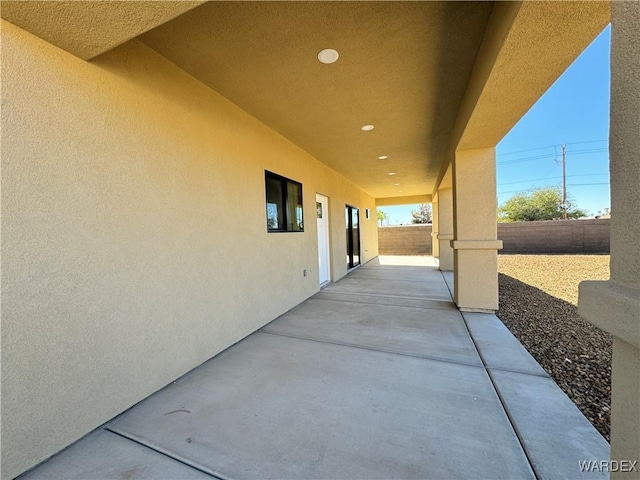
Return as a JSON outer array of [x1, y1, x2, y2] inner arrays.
[[1, 1, 609, 202], [136, 2, 494, 200]]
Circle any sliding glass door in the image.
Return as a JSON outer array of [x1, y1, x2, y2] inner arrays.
[[345, 205, 360, 269]]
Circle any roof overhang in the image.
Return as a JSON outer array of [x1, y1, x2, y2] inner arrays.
[[0, 0, 205, 60], [376, 195, 432, 207], [434, 1, 610, 193]]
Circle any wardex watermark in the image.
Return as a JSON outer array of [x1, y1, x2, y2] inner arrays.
[[579, 460, 638, 473]]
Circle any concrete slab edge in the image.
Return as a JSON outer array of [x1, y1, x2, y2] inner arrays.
[[484, 370, 544, 480], [311, 294, 457, 311], [105, 428, 227, 480], [258, 330, 485, 369], [319, 289, 452, 302], [455, 309, 541, 479], [461, 311, 549, 378]]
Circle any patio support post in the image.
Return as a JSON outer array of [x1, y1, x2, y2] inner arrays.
[[437, 187, 454, 271], [579, 2, 640, 474], [451, 147, 502, 312], [431, 192, 440, 259]]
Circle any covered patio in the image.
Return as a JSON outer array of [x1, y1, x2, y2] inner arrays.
[[20, 257, 608, 479], [2, 1, 638, 477]]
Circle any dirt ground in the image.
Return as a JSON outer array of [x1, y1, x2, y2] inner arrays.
[[496, 254, 612, 441]]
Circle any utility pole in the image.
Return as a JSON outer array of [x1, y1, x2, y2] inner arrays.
[[561, 144, 567, 220]]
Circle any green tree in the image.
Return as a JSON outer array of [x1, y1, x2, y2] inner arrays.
[[498, 186, 587, 222], [377, 209, 388, 226], [411, 203, 432, 224]]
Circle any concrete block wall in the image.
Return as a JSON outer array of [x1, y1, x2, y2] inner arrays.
[[378, 224, 433, 255], [498, 219, 610, 254], [377, 219, 610, 256]]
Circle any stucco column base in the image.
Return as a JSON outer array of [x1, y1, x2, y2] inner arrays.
[[452, 241, 502, 312], [611, 339, 640, 479], [580, 280, 640, 475], [438, 234, 454, 271], [579, 281, 640, 350]]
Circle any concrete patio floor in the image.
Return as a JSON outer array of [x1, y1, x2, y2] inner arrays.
[[20, 256, 609, 480]]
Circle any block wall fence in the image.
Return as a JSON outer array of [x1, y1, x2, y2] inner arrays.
[[377, 219, 610, 255], [378, 225, 433, 255]]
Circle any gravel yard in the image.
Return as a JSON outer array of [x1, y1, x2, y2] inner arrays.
[[496, 254, 612, 441]]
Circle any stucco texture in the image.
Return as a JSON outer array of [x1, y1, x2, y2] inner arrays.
[[590, 2, 640, 470], [0, 20, 377, 478], [0, 0, 206, 60]]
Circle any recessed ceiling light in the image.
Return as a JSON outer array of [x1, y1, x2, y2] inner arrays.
[[361, 124, 375, 131], [393, 183, 400, 186], [318, 49, 339, 64], [388, 172, 396, 176], [378, 155, 388, 160]]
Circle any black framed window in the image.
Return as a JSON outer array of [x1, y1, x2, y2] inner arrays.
[[265, 171, 304, 232]]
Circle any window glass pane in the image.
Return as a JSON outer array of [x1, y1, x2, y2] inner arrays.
[[287, 181, 303, 231], [266, 176, 284, 230], [265, 171, 303, 233]]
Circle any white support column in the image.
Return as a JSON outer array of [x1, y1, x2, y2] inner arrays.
[[431, 193, 440, 259], [579, 3, 640, 475], [451, 147, 502, 312], [437, 187, 454, 271]]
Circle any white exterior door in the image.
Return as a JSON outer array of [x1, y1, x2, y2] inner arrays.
[[316, 194, 331, 285]]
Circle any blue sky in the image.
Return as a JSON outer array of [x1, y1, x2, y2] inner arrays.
[[380, 25, 611, 225]]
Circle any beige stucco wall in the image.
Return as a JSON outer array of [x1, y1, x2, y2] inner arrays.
[[0, 21, 378, 478], [579, 2, 640, 474], [451, 148, 502, 312]]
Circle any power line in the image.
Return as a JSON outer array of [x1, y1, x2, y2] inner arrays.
[[497, 139, 608, 157], [497, 172, 608, 187], [498, 153, 558, 166], [496, 141, 610, 198], [498, 186, 560, 195], [497, 147, 608, 166], [496, 148, 607, 166], [498, 175, 561, 186], [497, 181, 609, 195], [567, 182, 610, 186], [567, 139, 610, 145], [566, 148, 608, 155], [497, 145, 559, 158], [568, 173, 610, 178]]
